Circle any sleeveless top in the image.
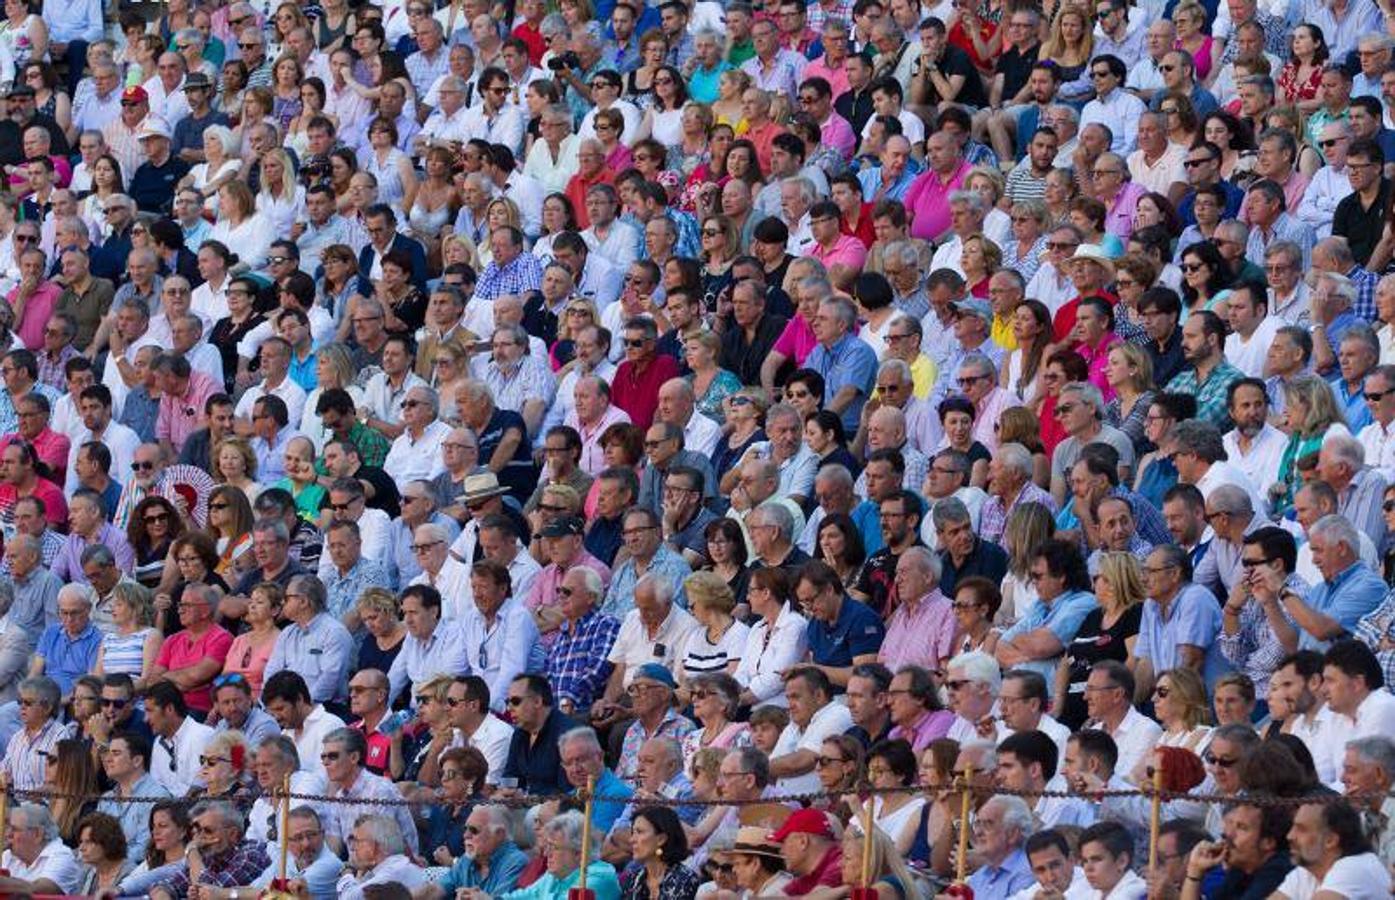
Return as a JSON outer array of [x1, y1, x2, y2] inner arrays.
[[408, 198, 451, 238], [363, 147, 409, 207], [101, 627, 155, 676]]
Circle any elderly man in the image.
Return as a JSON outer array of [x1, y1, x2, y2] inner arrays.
[[335, 812, 426, 900], [545, 567, 621, 716], [769, 808, 844, 894], [319, 519, 391, 624], [1167, 418, 1268, 519], [981, 444, 1057, 544], [29, 586, 100, 696], [1284, 516, 1390, 653], [1135, 544, 1230, 695], [381, 385, 450, 484], [145, 800, 270, 900], [877, 549, 955, 672], [0, 804, 82, 896], [1049, 381, 1137, 507], [559, 726, 633, 832], [260, 572, 352, 709], [317, 726, 419, 855], [147, 581, 231, 718], [0, 676, 69, 792], [806, 297, 878, 435], [425, 804, 529, 899], [962, 795, 1036, 898]]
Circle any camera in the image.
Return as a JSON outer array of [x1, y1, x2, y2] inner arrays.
[[548, 51, 581, 71]]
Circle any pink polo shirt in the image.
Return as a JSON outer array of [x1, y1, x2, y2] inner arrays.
[[818, 111, 857, 161], [1077, 332, 1122, 403], [156, 370, 222, 453], [155, 624, 234, 713], [904, 160, 971, 242], [812, 233, 868, 272], [803, 56, 851, 102], [772, 313, 819, 366]]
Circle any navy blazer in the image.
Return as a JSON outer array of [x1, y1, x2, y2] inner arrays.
[[357, 233, 429, 297]]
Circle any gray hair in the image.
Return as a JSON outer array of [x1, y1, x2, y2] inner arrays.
[[984, 795, 1035, 841], [1309, 514, 1361, 555], [887, 239, 922, 270], [257, 735, 301, 770], [900, 545, 943, 585], [190, 799, 245, 835], [1325, 434, 1367, 470], [353, 813, 406, 856], [406, 385, 441, 418], [948, 190, 988, 216], [1339, 324, 1381, 361], [819, 296, 858, 331], [1264, 240, 1303, 268], [10, 804, 58, 843], [17, 676, 59, 713], [1208, 484, 1253, 517], [1168, 419, 1227, 464], [997, 443, 1033, 480], [815, 464, 854, 492], [57, 582, 97, 609], [175, 26, 205, 51], [1308, 270, 1358, 306], [545, 810, 598, 858], [1347, 736, 1395, 778], [878, 358, 913, 383], [958, 351, 997, 381], [931, 497, 972, 530], [286, 574, 326, 612], [783, 176, 817, 206], [634, 572, 675, 608], [1059, 381, 1104, 417], [559, 726, 604, 757], [948, 650, 1002, 692], [765, 402, 802, 430], [573, 566, 603, 600], [79, 543, 116, 569], [754, 500, 796, 543]]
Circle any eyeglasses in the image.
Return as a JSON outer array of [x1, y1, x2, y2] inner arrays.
[[1318, 138, 1345, 148], [100, 697, 129, 708], [1153, 686, 1170, 699], [1181, 263, 1206, 273], [1240, 556, 1274, 569], [131, 461, 155, 471], [411, 541, 444, 553], [505, 695, 528, 707], [624, 338, 648, 348], [199, 755, 230, 767], [1159, 63, 1177, 72], [209, 501, 229, 511], [815, 755, 847, 767], [1204, 753, 1238, 768], [1053, 402, 1078, 416]]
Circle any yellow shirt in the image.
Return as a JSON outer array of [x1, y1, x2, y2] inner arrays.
[[991, 314, 1019, 352], [910, 354, 938, 399]]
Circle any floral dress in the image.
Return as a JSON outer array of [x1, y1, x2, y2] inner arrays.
[[1279, 61, 1323, 106]]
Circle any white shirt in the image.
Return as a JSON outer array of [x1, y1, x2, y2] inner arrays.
[[733, 602, 809, 707], [383, 418, 452, 483], [930, 236, 966, 280], [1009, 868, 1094, 900], [1194, 461, 1268, 523], [1343, 688, 1395, 744], [1381, 323, 1395, 365], [1089, 706, 1162, 779], [419, 105, 470, 146], [860, 107, 924, 146], [237, 307, 336, 360], [581, 219, 641, 271], [607, 605, 701, 686], [414, 555, 473, 621], [462, 712, 514, 783], [1, 838, 83, 894], [460, 101, 527, 156], [1288, 704, 1343, 787], [234, 376, 308, 428], [773, 701, 854, 795], [1274, 851, 1392, 899], [151, 715, 215, 796], [1082, 868, 1148, 900], [1080, 88, 1147, 153], [1359, 418, 1395, 482], [361, 370, 428, 425], [286, 704, 347, 778], [682, 410, 723, 458], [461, 597, 541, 713], [337, 853, 429, 900], [1296, 164, 1353, 239], [1224, 316, 1284, 378], [387, 618, 471, 705], [1127, 144, 1186, 195], [1222, 423, 1288, 497], [65, 420, 140, 493], [142, 75, 191, 126]]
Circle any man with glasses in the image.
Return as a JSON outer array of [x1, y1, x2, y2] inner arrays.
[[462, 66, 526, 158], [25, 580, 98, 698], [1332, 138, 1391, 268], [148, 581, 232, 719], [73, 65, 122, 135], [0, 803, 82, 896], [344, 669, 397, 777], [1179, 140, 1245, 227], [1081, 659, 1162, 776], [428, 801, 528, 899], [525, 514, 612, 645], [1135, 544, 1229, 699]]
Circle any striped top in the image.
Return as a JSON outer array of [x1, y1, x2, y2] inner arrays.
[[101, 627, 155, 678]]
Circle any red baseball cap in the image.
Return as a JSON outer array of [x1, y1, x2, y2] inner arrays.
[[769, 808, 836, 842], [122, 85, 148, 103]]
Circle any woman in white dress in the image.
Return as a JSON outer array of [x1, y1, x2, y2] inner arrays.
[[637, 64, 687, 148], [80, 154, 125, 238], [857, 740, 926, 857], [207, 180, 273, 272], [0, 0, 44, 76], [1131, 667, 1212, 784], [254, 148, 306, 240]]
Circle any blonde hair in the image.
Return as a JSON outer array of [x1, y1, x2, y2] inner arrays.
[[1158, 667, 1212, 729], [257, 148, 297, 200], [1283, 374, 1347, 437], [486, 196, 522, 230], [1108, 343, 1155, 395], [441, 232, 482, 270], [1092, 551, 1146, 613], [557, 297, 600, 342], [219, 179, 255, 222], [214, 437, 258, 482], [111, 582, 155, 628], [418, 673, 454, 702], [355, 586, 399, 618], [1042, 5, 1094, 63], [684, 570, 736, 615], [967, 166, 1005, 205], [314, 342, 356, 390]]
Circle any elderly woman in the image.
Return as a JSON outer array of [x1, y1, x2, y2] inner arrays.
[[94, 581, 161, 687], [712, 388, 767, 484], [732, 568, 806, 707], [189, 730, 257, 813], [422, 747, 491, 862], [498, 811, 621, 900], [679, 672, 750, 765], [678, 572, 751, 687], [221, 581, 281, 696]]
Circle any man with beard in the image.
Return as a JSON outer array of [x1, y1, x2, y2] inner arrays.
[[1180, 798, 1294, 900], [1223, 378, 1289, 495], [850, 487, 921, 617]]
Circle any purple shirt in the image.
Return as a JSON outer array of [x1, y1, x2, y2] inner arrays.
[[51, 523, 136, 583], [889, 708, 956, 751], [1104, 181, 1149, 243]]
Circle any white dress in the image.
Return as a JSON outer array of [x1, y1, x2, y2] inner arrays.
[[1005, 350, 1041, 406], [872, 796, 927, 850], [256, 184, 307, 240], [649, 108, 685, 148], [189, 158, 242, 214]]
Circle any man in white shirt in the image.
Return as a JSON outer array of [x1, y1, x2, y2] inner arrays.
[[382, 385, 450, 484], [1083, 660, 1162, 777], [387, 583, 470, 706], [655, 377, 721, 459], [1170, 419, 1269, 522], [0, 805, 86, 896], [581, 184, 641, 271], [146, 680, 215, 796], [263, 670, 347, 780], [1270, 651, 1344, 785], [1323, 639, 1395, 745], [1012, 829, 1093, 900], [444, 674, 515, 783], [1297, 122, 1355, 238], [460, 66, 526, 157], [1224, 281, 1285, 378], [416, 75, 472, 153], [1078, 821, 1147, 900], [1273, 799, 1392, 899], [233, 336, 307, 429], [1080, 54, 1146, 154], [769, 666, 853, 794], [1222, 377, 1289, 494], [1127, 111, 1186, 199], [1358, 365, 1395, 480]]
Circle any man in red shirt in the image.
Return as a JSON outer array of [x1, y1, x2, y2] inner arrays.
[[147, 582, 234, 717], [772, 808, 844, 893], [564, 139, 617, 230], [346, 668, 396, 777], [611, 318, 680, 432], [511, 0, 547, 65], [1051, 244, 1119, 342]]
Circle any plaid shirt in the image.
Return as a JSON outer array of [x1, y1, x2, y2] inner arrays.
[[1165, 359, 1244, 432], [1354, 588, 1395, 688], [314, 422, 390, 474], [1349, 264, 1380, 322], [1221, 574, 1309, 697], [476, 252, 543, 302], [666, 30, 696, 71], [405, 47, 451, 97], [324, 556, 393, 618], [980, 481, 1057, 544], [546, 608, 621, 709], [35, 345, 79, 392], [156, 840, 271, 898], [618, 708, 696, 780], [807, 0, 856, 30], [482, 356, 557, 417]]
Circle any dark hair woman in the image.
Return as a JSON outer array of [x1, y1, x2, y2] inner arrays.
[[704, 518, 750, 611], [128, 496, 185, 591], [623, 807, 701, 900]]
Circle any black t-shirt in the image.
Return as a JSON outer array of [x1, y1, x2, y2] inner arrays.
[[855, 541, 924, 618], [1333, 178, 1392, 267], [1059, 603, 1144, 729], [996, 42, 1041, 103], [480, 407, 537, 503], [935, 45, 988, 108]]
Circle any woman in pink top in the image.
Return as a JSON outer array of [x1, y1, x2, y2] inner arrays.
[[1073, 296, 1122, 403], [219, 581, 282, 698]]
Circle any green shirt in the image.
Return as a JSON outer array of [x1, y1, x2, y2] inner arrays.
[[728, 39, 755, 66], [314, 421, 390, 473]]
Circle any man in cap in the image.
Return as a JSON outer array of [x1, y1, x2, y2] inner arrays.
[[101, 86, 149, 178], [772, 809, 843, 892], [170, 72, 229, 165], [126, 117, 189, 215], [1053, 245, 1117, 341]]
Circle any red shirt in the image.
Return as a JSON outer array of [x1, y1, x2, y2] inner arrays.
[[155, 624, 234, 713], [512, 22, 546, 66], [0, 429, 70, 488], [785, 846, 844, 895], [1052, 291, 1118, 343], [0, 477, 66, 527], [612, 354, 681, 431], [841, 202, 876, 248], [565, 168, 617, 230], [350, 718, 394, 777]]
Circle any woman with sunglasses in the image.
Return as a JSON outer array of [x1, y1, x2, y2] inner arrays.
[[1131, 393, 1192, 507], [1178, 241, 1233, 316], [128, 496, 185, 591], [95, 581, 162, 689], [403, 673, 458, 786], [188, 730, 257, 813], [699, 214, 740, 307], [221, 582, 281, 696], [1158, 91, 1200, 150], [680, 671, 751, 767], [712, 388, 767, 486], [21, 62, 70, 137]]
